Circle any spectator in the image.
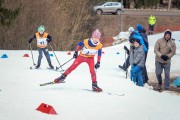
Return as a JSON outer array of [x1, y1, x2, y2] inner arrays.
[[148, 15, 156, 35], [136, 24, 149, 85], [129, 38, 145, 86], [154, 30, 176, 90]]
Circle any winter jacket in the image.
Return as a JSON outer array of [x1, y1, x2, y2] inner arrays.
[[129, 45, 145, 67], [154, 37, 176, 63], [148, 15, 156, 25], [139, 30, 149, 49]]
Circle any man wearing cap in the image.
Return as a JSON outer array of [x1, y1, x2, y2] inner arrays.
[[154, 30, 176, 90], [53, 29, 103, 92]]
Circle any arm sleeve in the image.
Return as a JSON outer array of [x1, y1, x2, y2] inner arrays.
[[167, 42, 176, 58], [28, 35, 36, 43], [75, 42, 84, 51], [154, 40, 162, 57], [97, 49, 102, 62], [47, 35, 52, 42]]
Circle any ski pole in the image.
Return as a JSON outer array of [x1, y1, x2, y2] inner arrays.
[[29, 43, 36, 66], [56, 57, 74, 70], [125, 50, 128, 79], [49, 44, 64, 71]]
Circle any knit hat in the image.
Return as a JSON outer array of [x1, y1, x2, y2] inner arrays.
[[133, 38, 141, 45], [92, 29, 101, 39], [136, 24, 143, 31], [164, 30, 172, 38], [128, 27, 134, 33]]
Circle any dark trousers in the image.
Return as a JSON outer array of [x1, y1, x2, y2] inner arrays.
[[148, 25, 154, 35], [142, 52, 149, 83], [155, 61, 171, 89], [123, 55, 130, 69], [37, 47, 52, 66]]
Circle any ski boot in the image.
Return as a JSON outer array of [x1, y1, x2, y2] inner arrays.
[[49, 63, 54, 70], [92, 82, 102, 92], [35, 64, 40, 69], [54, 74, 66, 83]]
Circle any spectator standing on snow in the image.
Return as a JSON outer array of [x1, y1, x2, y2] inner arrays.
[[130, 38, 145, 86], [119, 27, 134, 71], [28, 25, 54, 69], [136, 24, 149, 86], [154, 30, 176, 90], [148, 15, 156, 35], [53, 29, 103, 92]]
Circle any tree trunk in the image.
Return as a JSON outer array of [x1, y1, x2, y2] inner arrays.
[[168, 0, 171, 10]]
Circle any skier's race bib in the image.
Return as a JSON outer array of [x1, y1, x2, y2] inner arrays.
[[37, 38, 48, 48], [81, 47, 98, 55]]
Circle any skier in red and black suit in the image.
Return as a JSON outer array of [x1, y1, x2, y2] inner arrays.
[[54, 29, 103, 92]]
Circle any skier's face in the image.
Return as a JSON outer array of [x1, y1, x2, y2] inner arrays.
[[39, 31, 44, 35], [92, 37, 100, 44]]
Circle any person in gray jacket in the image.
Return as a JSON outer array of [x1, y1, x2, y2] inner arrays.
[[154, 30, 176, 90], [130, 38, 145, 86]]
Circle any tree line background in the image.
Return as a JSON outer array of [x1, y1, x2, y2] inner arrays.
[[0, 0, 179, 50]]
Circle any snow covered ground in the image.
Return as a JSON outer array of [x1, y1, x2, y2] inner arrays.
[[0, 31, 180, 120]]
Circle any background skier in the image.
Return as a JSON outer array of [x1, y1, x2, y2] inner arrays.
[[28, 25, 54, 69]]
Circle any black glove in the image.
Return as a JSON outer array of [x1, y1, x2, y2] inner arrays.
[[73, 51, 78, 58], [124, 46, 129, 55], [47, 39, 51, 43], [28, 39, 32, 43], [133, 63, 137, 66], [95, 62, 100, 69], [161, 55, 169, 61]]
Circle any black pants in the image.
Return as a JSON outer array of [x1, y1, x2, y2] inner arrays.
[[122, 55, 130, 69], [148, 25, 154, 35]]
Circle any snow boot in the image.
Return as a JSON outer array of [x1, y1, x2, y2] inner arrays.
[[54, 74, 66, 83], [157, 83, 162, 90], [118, 65, 126, 71], [92, 82, 102, 92]]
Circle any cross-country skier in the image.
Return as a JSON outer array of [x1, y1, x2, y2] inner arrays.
[[28, 25, 54, 69], [53, 29, 103, 92]]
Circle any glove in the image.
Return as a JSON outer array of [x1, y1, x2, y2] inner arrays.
[[28, 40, 32, 43], [133, 63, 137, 66], [47, 39, 51, 43], [124, 46, 129, 55], [95, 62, 100, 69], [124, 46, 128, 51], [73, 51, 78, 58], [161, 55, 169, 61]]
